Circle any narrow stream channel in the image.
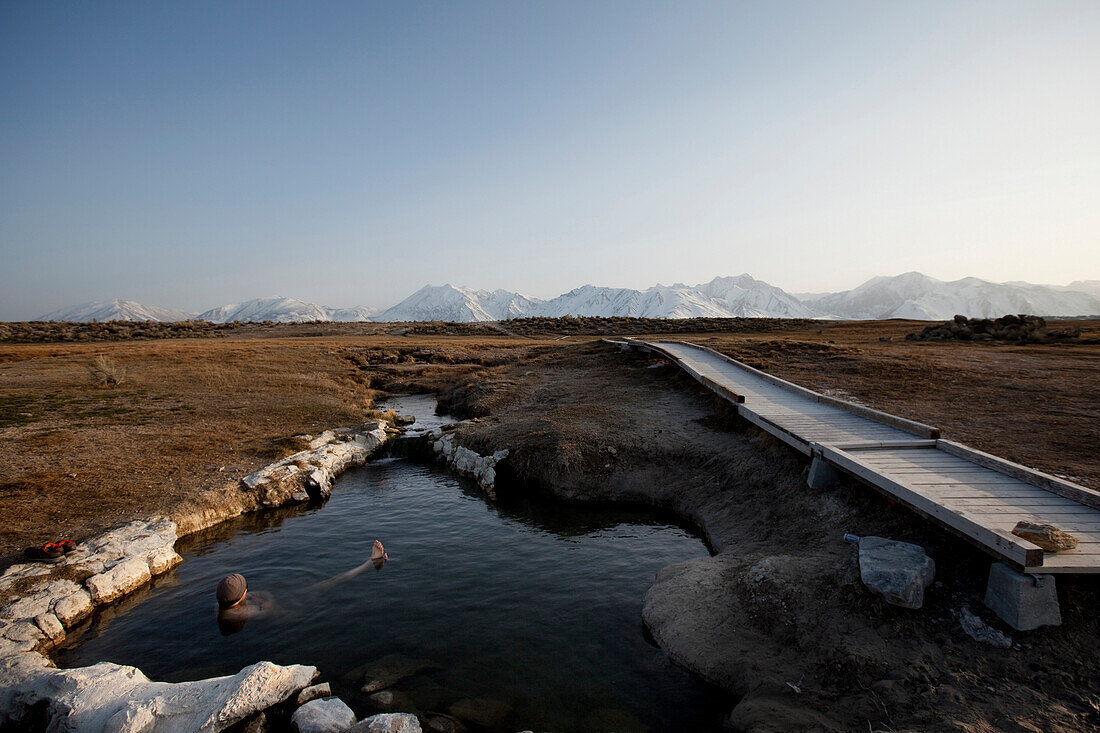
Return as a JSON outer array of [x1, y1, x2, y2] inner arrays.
[[56, 397, 730, 731]]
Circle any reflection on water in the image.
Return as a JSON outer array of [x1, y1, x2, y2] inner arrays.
[[57, 438, 728, 730]]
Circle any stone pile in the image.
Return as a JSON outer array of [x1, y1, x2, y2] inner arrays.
[[0, 421, 399, 730], [243, 421, 391, 505], [0, 518, 181, 657], [906, 314, 1081, 344], [430, 429, 509, 500]]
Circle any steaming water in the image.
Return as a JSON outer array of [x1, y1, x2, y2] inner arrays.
[[56, 396, 728, 731]]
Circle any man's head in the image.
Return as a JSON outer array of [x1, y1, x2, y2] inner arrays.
[[216, 573, 247, 609]]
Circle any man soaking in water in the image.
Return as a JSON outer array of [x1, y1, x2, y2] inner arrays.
[[216, 540, 388, 634]]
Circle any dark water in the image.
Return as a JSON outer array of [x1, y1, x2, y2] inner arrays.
[[57, 398, 728, 731]]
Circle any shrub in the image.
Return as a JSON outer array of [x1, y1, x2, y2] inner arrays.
[[88, 355, 126, 386]]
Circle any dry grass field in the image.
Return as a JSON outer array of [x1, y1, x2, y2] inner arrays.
[[2, 318, 1098, 568]]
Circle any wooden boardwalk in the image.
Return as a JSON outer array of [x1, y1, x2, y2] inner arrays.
[[618, 339, 1100, 575]]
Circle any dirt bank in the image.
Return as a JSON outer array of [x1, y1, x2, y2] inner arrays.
[[426, 341, 1099, 732]]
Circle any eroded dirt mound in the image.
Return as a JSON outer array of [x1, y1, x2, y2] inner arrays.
[[422, 343, 1100, 732]]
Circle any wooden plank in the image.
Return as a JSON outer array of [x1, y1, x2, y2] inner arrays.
[[937, 439, 1100, 511], [818, 444, 1045, 568], [823, 440, 938, 451], [910, 485, 1054, 500], [939, 496, 1084, 509], [738, 408, 812, 455], [655, 341, 941, 438]]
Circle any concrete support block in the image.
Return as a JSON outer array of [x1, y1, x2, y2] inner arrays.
[[983, 562, 1061, 631], [807, 456, 842, 489]]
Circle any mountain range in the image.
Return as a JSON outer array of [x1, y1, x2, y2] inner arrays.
[[32, 273, 1100, 323]]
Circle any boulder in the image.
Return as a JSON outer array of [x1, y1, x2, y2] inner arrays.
[[296, 682, 332, 706], [448, 698, 513, 729], [422, 714, 467, 733], [291, 697, 357, 733], [347, 654, 439, 693], [86, 555, 153, 604], [348, 713, 423, 733], [857, 536, 935, 609], [0, 658, 318, 732], [367, 689, 416, 714]]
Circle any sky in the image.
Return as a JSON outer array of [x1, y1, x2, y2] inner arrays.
[[1, 1, 1098, 318]]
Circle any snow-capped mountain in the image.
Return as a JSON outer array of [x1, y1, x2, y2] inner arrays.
[[1062, 280, 1100, 298], [371, 285, 543, 322], [37, 299, 195, 322], [696, 275, 819, 318], [198, 297, 331, 323], [28, 272, 1100, 324], [325, 305, 380, 322], [806, 272, 1100, 320], [370, 275, 819, 322]]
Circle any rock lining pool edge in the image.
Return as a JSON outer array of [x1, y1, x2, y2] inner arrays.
[[0, 420, 393, 731]]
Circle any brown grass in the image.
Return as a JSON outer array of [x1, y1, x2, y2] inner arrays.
[[0, 332, 569, 565]]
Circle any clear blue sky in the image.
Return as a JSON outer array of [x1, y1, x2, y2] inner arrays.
[[2, 1, 1097, 318]]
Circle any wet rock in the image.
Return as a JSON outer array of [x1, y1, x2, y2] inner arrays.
[[367, 689, 417, 714], [1011, 521, 1078, 552], [958, 606, 1013, 648], [422, 713, 467, 733], [395, 414, 416, 426], [296, 682, 332, 706], [86, 555, 152, 604], [857, 536, 935, 609], [581, 706, 646, 732], [147, 545, 183, 575], [291, 696, 357, 733], [241, 711, 272, 733], [448, 697, 513, 729], [348, 654, 440, 693], [0, 657, 318, 731], [348, 713, 423, 733], [432, 434, 509, 498]]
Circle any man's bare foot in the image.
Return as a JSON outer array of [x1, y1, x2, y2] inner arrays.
[[371, 539, 388, 561]]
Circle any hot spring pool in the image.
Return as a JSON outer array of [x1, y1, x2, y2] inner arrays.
[[56, 401, 729, 731]]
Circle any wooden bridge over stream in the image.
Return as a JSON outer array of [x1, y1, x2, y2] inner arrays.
[[612, 338, 1100, 577]]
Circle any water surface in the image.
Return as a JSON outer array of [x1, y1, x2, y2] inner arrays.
[[58, 398, 727, 731]]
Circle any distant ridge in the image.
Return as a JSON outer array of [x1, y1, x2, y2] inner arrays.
[[37, 299, 196, 323], [29, 273, 1100, 323]]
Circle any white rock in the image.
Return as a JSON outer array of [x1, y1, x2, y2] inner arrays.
[[348, 713, 423, 733], [309, 431, 337, 450], [292, 697, 357, 733], [0, 658, 317, 732], [86, 556, 153, 604], [296, 682, 331, 706], [147, 546, 183, 575], [33, 613, 64, 642], [54, 589, 94, 627], [2, 621, 43, 643]]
